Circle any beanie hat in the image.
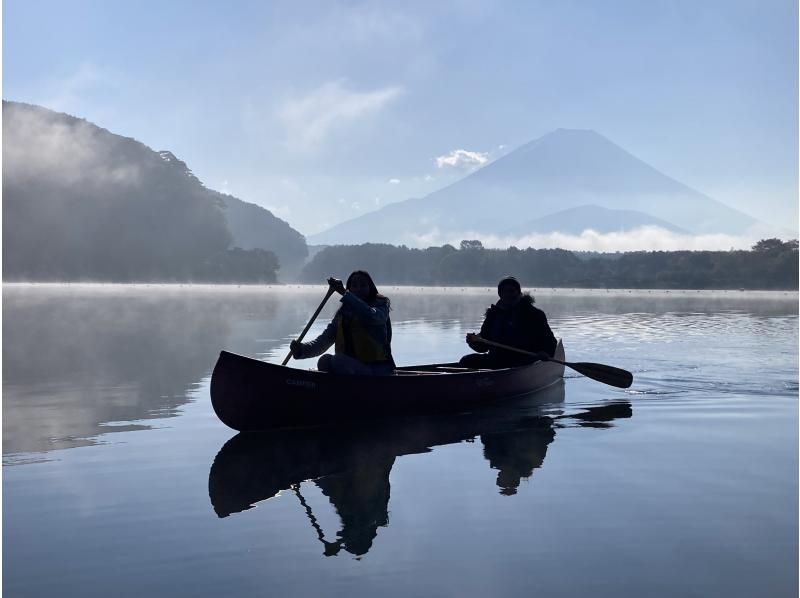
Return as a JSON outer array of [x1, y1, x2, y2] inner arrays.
[[497, 276, 521, 293]]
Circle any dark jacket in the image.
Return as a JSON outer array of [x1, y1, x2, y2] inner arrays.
[[474, 295, 556, 364]]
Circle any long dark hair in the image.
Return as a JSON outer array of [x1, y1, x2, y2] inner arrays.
[[346, 270, 389, 307]]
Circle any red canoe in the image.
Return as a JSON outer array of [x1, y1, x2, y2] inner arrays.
[[210, 339, 565, 431]]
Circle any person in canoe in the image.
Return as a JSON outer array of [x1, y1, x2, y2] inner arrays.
[[290, 271, 395, 375], [460, 276, 557, 369]]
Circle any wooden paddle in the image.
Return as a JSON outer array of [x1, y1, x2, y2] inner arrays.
[[282, 286, 336, 366], [471, 335, 633, 389]]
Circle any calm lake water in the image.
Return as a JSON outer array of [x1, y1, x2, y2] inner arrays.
[[3, 284, 798, 597]]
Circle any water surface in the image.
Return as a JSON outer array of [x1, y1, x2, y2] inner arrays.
[[3, 284, 797, 597]]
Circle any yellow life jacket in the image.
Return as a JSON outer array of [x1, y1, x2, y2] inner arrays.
[[334, 313, 391, 363]]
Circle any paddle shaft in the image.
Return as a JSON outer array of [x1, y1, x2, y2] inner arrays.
[[471, 336, 561, 362], [472, 335, 633, 389], [282, 287, 336, 366]]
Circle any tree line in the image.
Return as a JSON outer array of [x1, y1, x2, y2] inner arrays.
[[299, 238, 799, 290]]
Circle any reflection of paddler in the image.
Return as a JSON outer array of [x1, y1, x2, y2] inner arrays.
[[290, 460, 395, 558], [482, 425, 555, 496], [312, 453, 396, 557], [480, 401, 633, 495]]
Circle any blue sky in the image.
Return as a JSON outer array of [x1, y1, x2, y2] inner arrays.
[[4, 0, 798, 239]]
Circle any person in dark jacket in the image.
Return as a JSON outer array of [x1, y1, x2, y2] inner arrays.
[[459, 276, 557, 369], [290, 271, 394, 375]]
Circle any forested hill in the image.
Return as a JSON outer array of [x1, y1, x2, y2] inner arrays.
[[2, 101, 307, 282], [215, 190, 308, 276], [300, 239, 799, 290]]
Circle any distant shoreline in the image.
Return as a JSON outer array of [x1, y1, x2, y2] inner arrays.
[[4, 282, 797, 297]]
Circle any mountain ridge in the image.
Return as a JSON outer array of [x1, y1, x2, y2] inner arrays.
[[309, 128, 760, 246]]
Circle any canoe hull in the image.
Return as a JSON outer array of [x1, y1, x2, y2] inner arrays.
[[210, 340, 565, 431]]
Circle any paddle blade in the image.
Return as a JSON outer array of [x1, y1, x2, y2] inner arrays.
[[565, 361, 633, 389]]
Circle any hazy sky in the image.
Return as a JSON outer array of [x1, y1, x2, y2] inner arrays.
[[4, 0, 798, 238]]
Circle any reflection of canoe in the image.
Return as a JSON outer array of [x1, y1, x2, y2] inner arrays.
[[209, 382, 568, 520], [210, 340, 565, 431], [208, 387, 634, 557]]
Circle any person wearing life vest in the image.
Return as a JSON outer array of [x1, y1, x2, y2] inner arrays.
[[460, 276, 557, 369], [290, 271, 394, 375]]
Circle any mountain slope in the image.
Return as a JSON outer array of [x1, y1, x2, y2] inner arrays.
[[156, 150, 308, 273], [506, 204, 689, 235], [309, 129, 758, 246], [2, 101, 307, 280], [216, 193, 308, 274]]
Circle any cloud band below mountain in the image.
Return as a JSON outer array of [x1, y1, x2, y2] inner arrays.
[[435, 149, 489, 169], [407, 226, 765, 252]]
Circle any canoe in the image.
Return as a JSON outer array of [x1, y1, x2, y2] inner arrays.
[[210, 339, 565, 431]]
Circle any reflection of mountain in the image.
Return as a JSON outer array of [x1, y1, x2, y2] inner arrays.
[[309, 129, 760, 246], [209, 385, 633, 557], [1, 287, 315, 459]]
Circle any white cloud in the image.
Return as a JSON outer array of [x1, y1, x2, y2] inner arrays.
[[388, 178, 401, 184], [277, 80, 403, 153], [404, 226, 760, 252], [435, 149, 489, 169]]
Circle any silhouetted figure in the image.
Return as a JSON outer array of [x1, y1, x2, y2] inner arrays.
[[460, 276, 557, 369], [290, 271, 394, 375]]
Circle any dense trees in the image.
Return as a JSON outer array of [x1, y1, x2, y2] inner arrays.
[[300, 240, 798, 290]]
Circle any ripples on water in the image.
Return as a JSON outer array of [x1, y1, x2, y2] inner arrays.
[[2, 285, 797, 597]]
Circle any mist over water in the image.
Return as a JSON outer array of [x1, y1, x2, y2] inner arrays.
[[3, 284, 797, 597]]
